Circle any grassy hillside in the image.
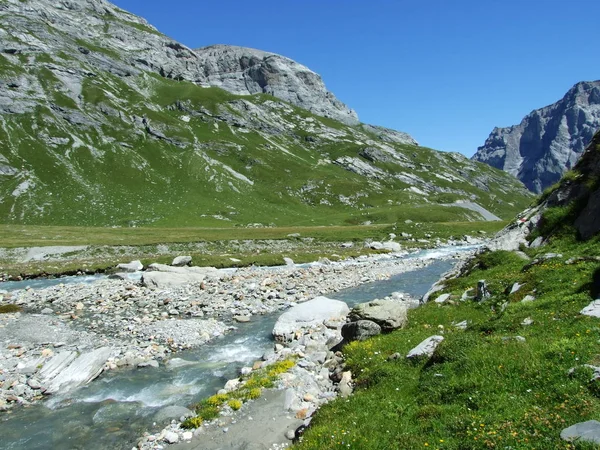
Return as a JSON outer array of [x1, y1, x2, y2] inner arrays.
[[0, 43, 532, 227], [296, 138, 600, 449]]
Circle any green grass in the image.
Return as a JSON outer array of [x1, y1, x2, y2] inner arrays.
[[0, 221, 508, 278], [0, 45, 532, 228], [182, 359, 296, 429], [296, 229, 600, 449], [0, 305, 21, 314]]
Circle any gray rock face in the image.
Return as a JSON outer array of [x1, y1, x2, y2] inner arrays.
[[473, 81, 600, 193], [0, 1, 357, 127], [194, 45, 359, 125]]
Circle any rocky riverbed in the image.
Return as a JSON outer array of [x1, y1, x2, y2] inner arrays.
[[0, 245, 477, 449]]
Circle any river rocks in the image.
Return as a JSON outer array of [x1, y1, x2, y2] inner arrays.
[[142, 265, 220, 288], [273, 297, 349, 342], [341, 320, 381, 342], [406, 335, 444, 359], [154, 406, 194, 423], [1, 244, 474, 416], [117, 260, 143, 272], [172, 256, 192, 267], [347, 299, 407, 332], [233, 315, 251, 323], [41, 347, 113, 394], [561, 420, 600, 444], [163, 431, 180, 444]]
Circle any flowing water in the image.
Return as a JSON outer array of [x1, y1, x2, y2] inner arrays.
[[0, 248, 471, 450]]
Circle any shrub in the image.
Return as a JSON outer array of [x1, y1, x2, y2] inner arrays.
[[228, 399, 242, 411]]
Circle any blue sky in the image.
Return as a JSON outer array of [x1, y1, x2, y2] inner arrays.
[[112, 0, 600, 156]]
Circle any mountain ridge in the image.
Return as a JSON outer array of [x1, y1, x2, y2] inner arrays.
[[0, 0, 533, 227], [472, 80, 600, 193]]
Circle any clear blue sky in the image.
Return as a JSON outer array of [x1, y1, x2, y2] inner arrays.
[[112, 0, 600, 156]]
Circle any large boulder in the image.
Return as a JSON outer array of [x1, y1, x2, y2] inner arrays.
[[172, 256, 192, 266], [341, 320, 381, 342], [580, 300, 600, 318], [273, 297, 349, 342], [347, 299, 407, 332], [561, 420, 600, 444], [142, 265, 220, 288], [116, 260, 143, 272], [40, 347, 113, 394]]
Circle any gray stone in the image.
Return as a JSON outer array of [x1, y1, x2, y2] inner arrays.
[[435, 293, 451, 304], [27, 378, 42, 389], [117, 260, 143, 272], [580, 300, 600, 318], [521, 295, 536, 303], [233, 315, 251, 323], [560, 420, 600, 444], [172, 256, 192, 266], [41, 347, 113, 394], [529, 236, 544, 248], [142, 266, 219, 288], [406, 335, 444, 359], [347, 299, 407, 332], [338, 371, 353, 398], [272, 297, 349, 342], [453, 320, 468, 330], [285, 429, 296, 440], [422, 283, 445, 303], [381, 241, 402, 252], [163, 431, 180, 444], [41, 308, 53, 315], [154, 405, 194, 423], [509, 283, 522, 295], [283, 257, 295, 266], [137, 360, 159, 369], [475, 280, 491, 301], [341, 320, 382, 342]]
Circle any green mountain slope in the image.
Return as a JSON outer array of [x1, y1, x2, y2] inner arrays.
[[0, 0, 533, 227]]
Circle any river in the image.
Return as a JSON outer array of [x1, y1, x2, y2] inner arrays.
[[0, 248, 467, 450]]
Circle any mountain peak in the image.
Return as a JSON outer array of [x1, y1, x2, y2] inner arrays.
[[472, 80, 600, 193], [194, 44, 359, 125]]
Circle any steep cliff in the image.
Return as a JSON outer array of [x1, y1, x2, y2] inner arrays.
[[472, 81, 600, 193]]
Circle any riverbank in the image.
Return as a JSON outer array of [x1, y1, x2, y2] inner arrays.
[[0, 245, 477, 413]]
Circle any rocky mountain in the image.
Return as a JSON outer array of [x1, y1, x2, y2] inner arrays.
[[194, 45, 358, 125], [0, 0, 532, 227], [472, 80, 600, 194], [542, 130, 600, 240]]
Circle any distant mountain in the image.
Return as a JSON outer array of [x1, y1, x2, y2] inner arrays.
[[472, 81, 600, 193], [0, 0, 532, 227]]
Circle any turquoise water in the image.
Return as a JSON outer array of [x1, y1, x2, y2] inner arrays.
[[0, 250, 466, 449]]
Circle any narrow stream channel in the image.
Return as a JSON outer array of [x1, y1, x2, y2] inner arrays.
[[0, 249, 466, 450]]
